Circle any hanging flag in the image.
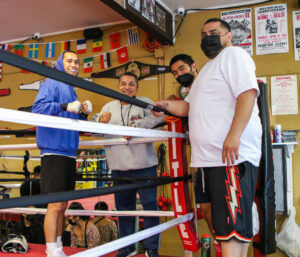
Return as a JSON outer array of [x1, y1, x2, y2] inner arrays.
[[14, 44, 24, 56], [76, 39, 86, 54], [61, 41, 71, 53], [45, 43, 55, 58], [117, 46, 129, 64], [28, 44, 39, 58], [100, 52, 111, 69], [110, 32, 121, 49], [127, 28, 139, 45], [83, 57, 93, 73], [0, 44, 10, 51], [0, 62, 2, 82], [93, 38, 103, 52]]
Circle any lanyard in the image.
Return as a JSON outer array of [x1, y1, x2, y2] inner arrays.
[[120, 103, 132, 126]]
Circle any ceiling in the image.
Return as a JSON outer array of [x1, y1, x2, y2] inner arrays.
[[0, 0, 272, 43]]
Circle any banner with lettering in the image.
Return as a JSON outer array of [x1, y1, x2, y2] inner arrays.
[[255, 4, 288, 55]]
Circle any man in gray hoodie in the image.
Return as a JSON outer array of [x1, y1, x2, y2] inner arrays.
[[92, 72, 164, 257]]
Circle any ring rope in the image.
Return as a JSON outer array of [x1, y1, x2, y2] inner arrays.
[[0, 176, 189, 209], [0, 138, 169, 151], [0, 207, 175, 217], [0, 175, 190, 183], [0, 108, 186, 139], [69, 213, 193, 257]]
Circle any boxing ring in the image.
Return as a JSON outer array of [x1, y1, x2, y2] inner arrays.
[[0, 49, 276, 257]]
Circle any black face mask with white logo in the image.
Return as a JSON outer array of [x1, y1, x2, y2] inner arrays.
[[201, 35, 223, 59], [176, 73, 194, 87]]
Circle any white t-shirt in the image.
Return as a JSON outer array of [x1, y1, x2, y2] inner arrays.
[[185, 46, 262, 167]]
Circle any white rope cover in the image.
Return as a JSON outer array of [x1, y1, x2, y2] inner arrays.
[[69, 213, 193, 257], [0, 184, 21, 188], [0, 108, 186, 138], [0, 138, 168, 151], [0, 207, 174, 217]]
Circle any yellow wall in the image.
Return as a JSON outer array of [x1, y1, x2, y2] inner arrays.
[[1, 0, 300, 256]]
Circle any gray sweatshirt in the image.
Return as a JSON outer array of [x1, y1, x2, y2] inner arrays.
[[91, 97, 165, 171]]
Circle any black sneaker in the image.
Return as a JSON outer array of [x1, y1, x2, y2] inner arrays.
[[146, 250, 159, 257], [115, 248, 138, 257]]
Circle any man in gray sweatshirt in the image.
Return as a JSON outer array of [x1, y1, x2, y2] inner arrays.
[[92, 72, 164, 257]]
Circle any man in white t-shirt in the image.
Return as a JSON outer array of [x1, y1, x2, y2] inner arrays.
[[153, 18, 262, 257]]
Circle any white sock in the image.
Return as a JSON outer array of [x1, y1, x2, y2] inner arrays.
[[46, 242, 58, 252], [57, 236, 62, 248]]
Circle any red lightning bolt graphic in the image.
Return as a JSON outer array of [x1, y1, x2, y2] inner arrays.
[[225, 166, 242, 224]]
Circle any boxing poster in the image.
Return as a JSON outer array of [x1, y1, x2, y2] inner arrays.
[[91, 61, 171, 80], [255, 4, 288, 55], [271, 75, 298, 115], [221, 8, 253, 56], [292, 11, 300, 61], [141, 0, 155, 23]]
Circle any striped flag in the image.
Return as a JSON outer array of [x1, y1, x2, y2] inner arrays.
[[45, 43, 55, 58], [100, 52, 111, 69], [93, 38, 103, 52], [0, 62, 2, 82], [127, 28, 139, 45], [28, 44, 39, 58], [14, 44, 24, 56], [0, 44, 10, 51], [83, 57, 93, 73], [61, 41, 71, 53], [76, 39, 86, 54]]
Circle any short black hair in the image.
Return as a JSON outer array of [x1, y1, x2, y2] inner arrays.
[[33, 165, 41, 175], [119, 71, 139, 86], [94, 201, 108, 211], [204, 18, 231, 32], [68, 202, 89, 221], [169, 54, 195, 68]]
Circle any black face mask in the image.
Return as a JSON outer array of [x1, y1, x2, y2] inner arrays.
[[176, 73, 194, 87], [68, 219, 76, 226], [201, 35, 223, 59]]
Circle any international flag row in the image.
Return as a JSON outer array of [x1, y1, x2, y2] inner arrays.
[[3, 45, 129, 75], [0, 27, 139, 60], [9, 38, 103, 59], [83, 46, 129, 73]]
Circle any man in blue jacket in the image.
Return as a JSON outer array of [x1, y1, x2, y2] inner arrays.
[[32, 51, 92, 257]]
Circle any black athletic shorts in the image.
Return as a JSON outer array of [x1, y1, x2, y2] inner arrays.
[[41, 155, 76, 194], [194, 161, 258, 242]]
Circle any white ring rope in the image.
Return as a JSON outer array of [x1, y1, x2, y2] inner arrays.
[[0, 108, 186, 138], [0, 207, 175, 217], [0, 138, 168, 151], [0, 184, 21, 188], [69, 213, 193, 257]]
